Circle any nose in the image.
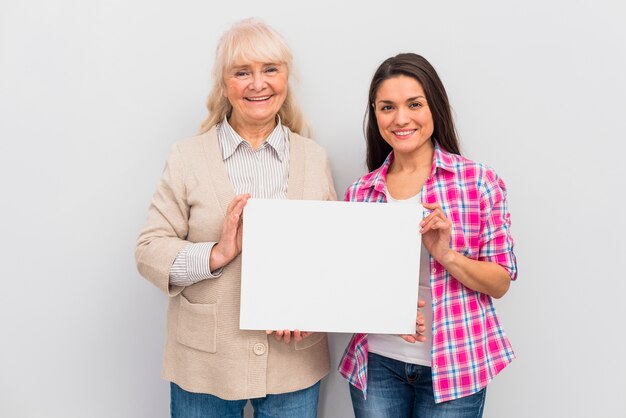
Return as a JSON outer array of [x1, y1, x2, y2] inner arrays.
[[250, 71, 266, 91], [394, 107, 410, 126]]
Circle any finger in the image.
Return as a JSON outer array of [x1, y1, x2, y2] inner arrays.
[[265, 330, 273, 335], [429, 218, 453, 232], [422, 202, 441, 211], [421, 206, 447, 224], [416, 311, 425, 325], [421, 211, 452, 233], [417, 299, 426, 308], [224, 201, 245, 231], [415, 311, 426, 332], [226, 194, 247, 213], [415, 333, 427, 343], [230, 195, 249, 220], [425, 206, 445, 218], [282, 329, 291, 344], [274, 330, 283, 342], [421, 207, 447, 226], [399, 334, 417, 343], [301, 331, 313, 339], [420, 206, 445, 222], [294, 330, 302, 342], [420, 214, 446, 233]]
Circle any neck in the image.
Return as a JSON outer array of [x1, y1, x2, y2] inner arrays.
[[390, 142, 434, 175], [228, 114, 277, 149]]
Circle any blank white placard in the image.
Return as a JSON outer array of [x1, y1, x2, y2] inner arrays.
[[240, 198, 423, 334]]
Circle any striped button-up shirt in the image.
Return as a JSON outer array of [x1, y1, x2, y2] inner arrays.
[[169, 117, 289, 286], [338, 143, 517, 404]]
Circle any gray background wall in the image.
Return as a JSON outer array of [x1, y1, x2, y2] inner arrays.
[[1, 1, 625, 417]]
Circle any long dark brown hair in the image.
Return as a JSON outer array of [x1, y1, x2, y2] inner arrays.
[[365, 53, 461, 171]]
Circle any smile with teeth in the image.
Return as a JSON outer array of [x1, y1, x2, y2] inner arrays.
[[245, 95, 272, 101], [393, 129, 416, 137]]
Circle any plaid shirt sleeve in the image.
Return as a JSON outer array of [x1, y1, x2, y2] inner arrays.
[[477, 168, 517, 280]]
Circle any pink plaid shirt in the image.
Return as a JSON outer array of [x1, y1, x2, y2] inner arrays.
[[338, 143, 517, 403]]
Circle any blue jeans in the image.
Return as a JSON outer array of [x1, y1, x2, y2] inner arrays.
[[170, 381, 320, 418], [350, 353, 486, 418]]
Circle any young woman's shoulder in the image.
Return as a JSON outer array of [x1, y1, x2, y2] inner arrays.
[[441, 148, 502, 183], [344, 166, 385, 201], [452, 154, 509, 202]]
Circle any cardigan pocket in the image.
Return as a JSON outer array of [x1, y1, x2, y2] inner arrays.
[[294, 332, 326, 350], [177, 295, 217, 353]]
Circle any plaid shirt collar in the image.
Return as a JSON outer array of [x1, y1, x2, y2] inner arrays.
[[363, 141, 458, 195]]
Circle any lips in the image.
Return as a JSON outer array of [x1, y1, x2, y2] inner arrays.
[[245, 95, 272, 102], [393, 129, 416, 138]]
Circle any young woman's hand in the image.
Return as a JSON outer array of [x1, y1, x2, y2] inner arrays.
[[421, 201, 511, 298], [420, 202, 455, 265], [400, 299, 427, 343], [209, 194, 250, 270]]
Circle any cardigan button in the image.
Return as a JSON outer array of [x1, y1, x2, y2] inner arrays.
[[253, 343, 266, 356]]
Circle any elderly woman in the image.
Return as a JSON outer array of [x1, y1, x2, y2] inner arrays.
[[135, 18, 336, 417]]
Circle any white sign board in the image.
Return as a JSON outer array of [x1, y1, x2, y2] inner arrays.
[[240, 199, 423, 334]]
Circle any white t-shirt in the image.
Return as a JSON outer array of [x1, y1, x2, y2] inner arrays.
[[367, 189, 433, 366]]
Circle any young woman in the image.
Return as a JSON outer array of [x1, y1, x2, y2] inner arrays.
[[339, 53, 517, 417]]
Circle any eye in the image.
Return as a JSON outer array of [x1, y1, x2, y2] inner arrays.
[[409, 102, 423, 109], [234, 71, 250, 79], [264, 66, 279, 74], [379, 105, 394, 112]]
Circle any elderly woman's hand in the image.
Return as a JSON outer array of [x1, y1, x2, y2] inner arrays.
[[400, 299, 427, 343], [209, 194, 250, 270], [266, 330, 313, 344]]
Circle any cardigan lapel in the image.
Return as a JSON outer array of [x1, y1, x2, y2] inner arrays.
[[286, 130, 305, 200], [200, 127, 236, 216]]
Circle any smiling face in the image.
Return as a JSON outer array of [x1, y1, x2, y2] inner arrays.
[[374, 75, 434, 160], [224, 61, 288, 132]]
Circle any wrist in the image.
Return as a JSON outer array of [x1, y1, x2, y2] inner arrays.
[[209, 244, 228, 271], [439, 248, 457, 269]]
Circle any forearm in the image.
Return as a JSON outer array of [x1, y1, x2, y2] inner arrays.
[[440, 250, 511, 298], [170, 242, 223, 287]]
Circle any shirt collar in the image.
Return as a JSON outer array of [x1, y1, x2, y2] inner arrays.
[[218, 115, 287, 162], [366, 141, 457, 194], [429, 140, 457, 177]]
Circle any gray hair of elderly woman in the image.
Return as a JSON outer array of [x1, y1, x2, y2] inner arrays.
[[199, 18, 307, 135]]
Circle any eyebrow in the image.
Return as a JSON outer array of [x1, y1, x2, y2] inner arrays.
[[231, 62, 281, 70], [376, 96, 426, 105]]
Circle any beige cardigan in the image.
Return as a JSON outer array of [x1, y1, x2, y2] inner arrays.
[[135, 126, 337, 400]]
